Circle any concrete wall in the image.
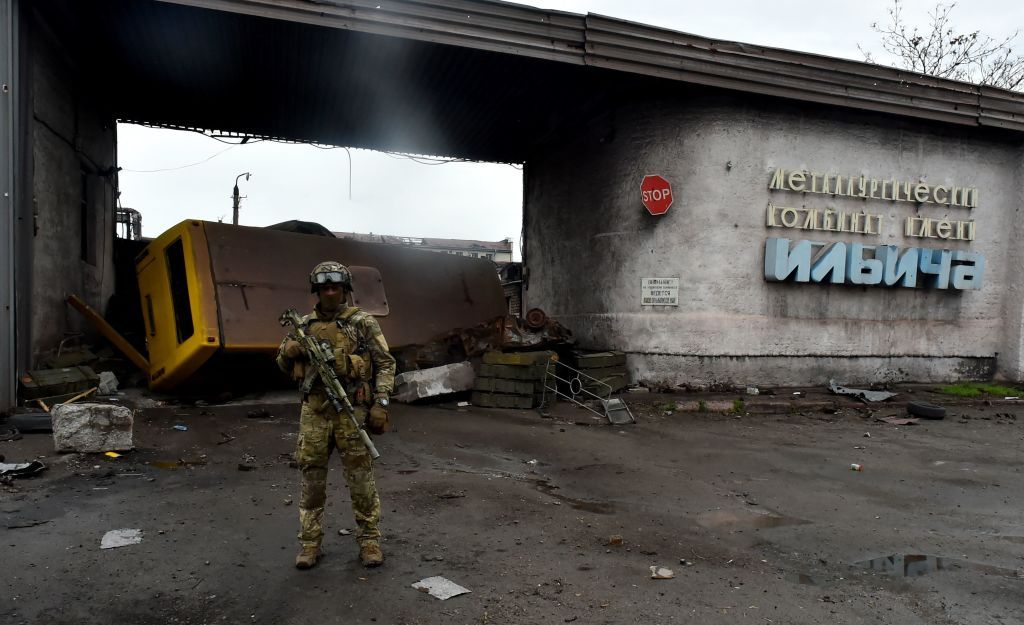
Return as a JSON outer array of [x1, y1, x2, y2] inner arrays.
[[27, 12, 116, 364], [524, 92, 1024, 387]]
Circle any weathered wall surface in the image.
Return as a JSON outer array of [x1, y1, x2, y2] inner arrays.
[[525, 93, 1023, 386], [998, 144, 1024, 381], [28, 16, 116, 363]]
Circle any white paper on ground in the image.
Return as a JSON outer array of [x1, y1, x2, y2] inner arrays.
[[411, 576, 471, 600], [100, 528, 143, 549]]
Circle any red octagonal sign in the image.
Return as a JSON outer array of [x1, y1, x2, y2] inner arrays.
[[640, 174, 673, 216]]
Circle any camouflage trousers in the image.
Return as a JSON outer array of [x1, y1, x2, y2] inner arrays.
[[295, 397, 381, 548]]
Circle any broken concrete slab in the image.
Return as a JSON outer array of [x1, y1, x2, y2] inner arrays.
[[100, 528, 143, 550], [97, 371, 119, 396], [52, 402, 134, 453], [393, 362, 475, 403]]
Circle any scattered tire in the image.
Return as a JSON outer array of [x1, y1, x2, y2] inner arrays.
[[9, 412, 52, 433], [0, 425, 21, 441], [907, 401, 946, 420]]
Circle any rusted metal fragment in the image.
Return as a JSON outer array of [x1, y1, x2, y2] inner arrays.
[[395, 311, 574, 371], [66, 295, 150, 372]]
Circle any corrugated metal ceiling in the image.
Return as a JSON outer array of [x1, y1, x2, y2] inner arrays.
[[37, 0, 606, 161], [33, 0, 1024, 164]]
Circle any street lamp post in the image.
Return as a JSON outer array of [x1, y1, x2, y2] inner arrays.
[[232, 172, 251, 225]]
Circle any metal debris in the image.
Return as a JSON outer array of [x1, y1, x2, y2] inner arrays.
[[0, 460, 46, 478], [828, 380, 897, 402], [411, 576, 471, 600], [399, 311, 573, 370]]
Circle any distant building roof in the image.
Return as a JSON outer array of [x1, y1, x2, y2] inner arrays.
[[333, 231, 512, 252]]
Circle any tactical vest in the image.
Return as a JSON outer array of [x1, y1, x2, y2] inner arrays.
[[305, 308, 373, 386]]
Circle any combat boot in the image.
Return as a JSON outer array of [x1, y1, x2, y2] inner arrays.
[[359, 540, 384, 567], [295, 545, 322, 569]]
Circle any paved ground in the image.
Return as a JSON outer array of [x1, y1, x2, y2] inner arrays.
[[2, 389, 1023, 625]]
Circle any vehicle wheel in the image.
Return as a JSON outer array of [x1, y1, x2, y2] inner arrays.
[[907, 401, 946, 420]]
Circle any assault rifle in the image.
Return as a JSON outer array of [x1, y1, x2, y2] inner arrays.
[[279, 308, 380, 459]]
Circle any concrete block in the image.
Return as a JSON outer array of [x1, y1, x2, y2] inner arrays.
[[97, 371, 119, 396], [52, 402, 134, 453], [393, 362, 475, 403]]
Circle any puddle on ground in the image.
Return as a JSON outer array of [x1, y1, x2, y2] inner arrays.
[[855, 554, 1021, 578], [148, 459, 206, 470], [532, 481, 615, 514], [149, 461, 181, 470], [697, 510, 810, 531]]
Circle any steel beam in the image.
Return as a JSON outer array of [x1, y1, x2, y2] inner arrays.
[[0, 0, 17, 413]]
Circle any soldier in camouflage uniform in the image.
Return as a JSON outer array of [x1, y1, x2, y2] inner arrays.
[[277, 261, 396, 569]]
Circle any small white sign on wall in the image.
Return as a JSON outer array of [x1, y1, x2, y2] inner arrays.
[[641, 278, 679, 306]]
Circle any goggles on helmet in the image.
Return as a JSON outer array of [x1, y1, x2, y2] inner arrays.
[[312, 271, 345, 285]]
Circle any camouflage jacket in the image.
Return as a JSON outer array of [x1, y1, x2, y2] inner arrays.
[[276, 305, 396, 396]]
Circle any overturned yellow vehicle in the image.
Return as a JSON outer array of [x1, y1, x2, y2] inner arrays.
[[136, 220, 506, 391]]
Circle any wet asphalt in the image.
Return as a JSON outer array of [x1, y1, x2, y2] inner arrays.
[[2, 391, 1023, 624]]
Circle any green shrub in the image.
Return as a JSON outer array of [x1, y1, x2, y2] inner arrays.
[[939, 382, 1020, 398]]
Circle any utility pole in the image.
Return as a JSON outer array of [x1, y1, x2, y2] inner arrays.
[[232, 172, 251, 225]]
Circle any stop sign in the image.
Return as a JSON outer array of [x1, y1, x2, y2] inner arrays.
[[640, 175, 673, 216]]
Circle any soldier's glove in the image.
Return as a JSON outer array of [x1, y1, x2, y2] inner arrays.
[[291, 360, 307, 382], [283, 340, 305, 360], [367, 401, 390, 435]]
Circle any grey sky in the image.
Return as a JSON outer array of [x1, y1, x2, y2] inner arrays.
[[118, 0, 1023, 258]]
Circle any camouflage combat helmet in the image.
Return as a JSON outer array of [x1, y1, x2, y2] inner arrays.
[[309, 261, 352, 293]]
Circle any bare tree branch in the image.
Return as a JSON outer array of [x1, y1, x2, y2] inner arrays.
[[862, 0, 1024, 91]]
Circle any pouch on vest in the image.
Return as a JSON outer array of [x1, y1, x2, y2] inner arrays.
[[332, 347, 349, 378], [348, 354, 371, 382]]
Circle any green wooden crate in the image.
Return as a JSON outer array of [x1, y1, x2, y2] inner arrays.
[[570, 351, 626, 369], [478, 363, 547, 380], [471, 391, 537, 409], [19, 366, 99, 400], [473, 377, 542, 396], [482, 350, 556, 366]]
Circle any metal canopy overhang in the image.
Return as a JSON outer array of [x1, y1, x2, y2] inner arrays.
[[157, 0, 1024, 133], [32, 0, 1024, 164]]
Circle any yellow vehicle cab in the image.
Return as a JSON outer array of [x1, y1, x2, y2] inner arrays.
[[136, 220, 505, 391]]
